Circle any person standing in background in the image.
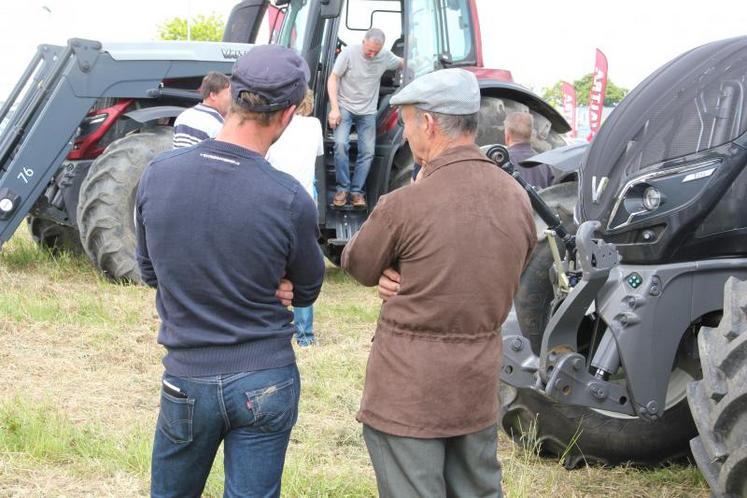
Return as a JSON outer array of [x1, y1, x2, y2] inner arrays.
[[327, 28, 403, 208], [504, 111, 554, 189], [172, 71, 231, 148], [267, 88, 324, 347]]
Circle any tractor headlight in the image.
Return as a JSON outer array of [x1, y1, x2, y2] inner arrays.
[[607, 159, 720, 231], [642, 186, 662, 211]]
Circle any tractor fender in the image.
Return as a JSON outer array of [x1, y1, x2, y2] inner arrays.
[[477, 80, 571, 135], [521, 142, 589, 173], [124, 105, 187, 124], [523, 142, 589, 183]]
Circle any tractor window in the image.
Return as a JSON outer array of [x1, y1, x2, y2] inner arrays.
[[278, 0, 313, 53], [255, 5, 285, 44], [407, 0, 440, 78], [337, 0, 402, 49], [441, 0, 473, 63]]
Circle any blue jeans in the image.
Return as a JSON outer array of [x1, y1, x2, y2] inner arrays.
[[151, 364, 301, 498], [293, 306, 314, 346], [334, 108, 376, 194]]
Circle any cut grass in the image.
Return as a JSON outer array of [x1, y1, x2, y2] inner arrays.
[[0, 228, 710, 497]]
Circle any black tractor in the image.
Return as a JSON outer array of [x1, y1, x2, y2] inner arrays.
[[498, 36, 747, 498]]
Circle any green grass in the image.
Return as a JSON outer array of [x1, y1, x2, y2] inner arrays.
[[0, 229, 711, 497], [0, 397, 151, 476]]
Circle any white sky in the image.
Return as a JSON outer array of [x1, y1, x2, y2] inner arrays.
[[1, 0, 745, 98]]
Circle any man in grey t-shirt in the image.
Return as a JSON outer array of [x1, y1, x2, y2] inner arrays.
[[327, 28, 403, 208]]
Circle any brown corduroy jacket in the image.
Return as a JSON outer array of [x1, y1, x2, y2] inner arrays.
[[342, 143, 537, 438]]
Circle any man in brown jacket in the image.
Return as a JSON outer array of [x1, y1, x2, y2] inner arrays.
[[341, 68, 537, 497]]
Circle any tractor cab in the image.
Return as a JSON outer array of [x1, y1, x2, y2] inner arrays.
[[224, 0, 563, 263]]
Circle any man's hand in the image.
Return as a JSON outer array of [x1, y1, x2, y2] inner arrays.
[[328, 108, 341, 129], [378, 267, 401, 302], [276, 278, 294, 307]]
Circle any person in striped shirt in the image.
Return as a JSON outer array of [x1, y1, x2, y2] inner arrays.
[[172, 71, 231, 148]]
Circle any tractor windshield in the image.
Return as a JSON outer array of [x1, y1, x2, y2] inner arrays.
[[277, 0, 314, 53], [406, 0, 475, 79], [579, 37, 747, 224]]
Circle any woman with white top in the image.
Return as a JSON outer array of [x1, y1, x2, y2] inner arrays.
[[267, 89, 324, 346]]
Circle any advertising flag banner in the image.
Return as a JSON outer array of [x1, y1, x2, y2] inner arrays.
[[588, 49, 608, 141], [561, 81, 577, 138]]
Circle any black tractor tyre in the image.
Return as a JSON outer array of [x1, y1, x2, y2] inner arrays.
[[27, 216, 83, 255], [322, 245, 342, 266], [477, 96, 567, 153], [388, 146, 414, 192], [514, 181, 578, 353], [500, 383, 698, 468], [77, 127, 172, 283], [688, 277, 747, 498]]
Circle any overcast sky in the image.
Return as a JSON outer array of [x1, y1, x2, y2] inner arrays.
[[1, 0, 745, 98]]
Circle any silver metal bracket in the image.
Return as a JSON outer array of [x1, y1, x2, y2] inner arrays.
[[544, 352, 636, 416], [502, 334, 636, 416]]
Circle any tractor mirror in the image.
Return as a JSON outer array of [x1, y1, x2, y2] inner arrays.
[[321, 0, 343, 18]]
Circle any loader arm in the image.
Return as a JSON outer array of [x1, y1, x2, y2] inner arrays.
[[0, 39, 247, 249]]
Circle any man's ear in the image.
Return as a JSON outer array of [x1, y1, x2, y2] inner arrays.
[[281, 105, 297, 125], [424, 112, 436, 136]]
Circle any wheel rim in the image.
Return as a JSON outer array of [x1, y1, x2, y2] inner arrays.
[[592, 367, 694, 419]]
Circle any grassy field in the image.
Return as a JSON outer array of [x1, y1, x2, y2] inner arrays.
[[0, 229, 709, 497]]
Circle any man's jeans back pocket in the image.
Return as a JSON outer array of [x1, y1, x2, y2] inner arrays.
[[158, 391, 195, 444], [244, 377, 297, 433]]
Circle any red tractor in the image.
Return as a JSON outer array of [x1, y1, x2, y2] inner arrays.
[[226, 0, 570, 263], [0, 0, 569, 281]]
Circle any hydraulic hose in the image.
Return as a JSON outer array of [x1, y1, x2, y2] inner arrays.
[[486, 144, 576, 252]]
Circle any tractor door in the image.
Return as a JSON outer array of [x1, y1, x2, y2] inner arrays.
[[403, 0, 480, 82], [223, 1, 271, 44]]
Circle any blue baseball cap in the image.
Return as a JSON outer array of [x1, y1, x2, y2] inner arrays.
[[231, 45, 310, 112]]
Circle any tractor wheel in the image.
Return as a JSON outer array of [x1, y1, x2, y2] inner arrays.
[[388, 146, 414, 192], [504, 179, 700, 466], [322, 245, 342, 266], [27, 216, 83, 255], [688, 277, 747, 498], [477, 96, 567, 153], [500, 380, 698, 467], [77, 127, 172, 283], [387, 96, 567, 193], [514, 181, 578, 353]]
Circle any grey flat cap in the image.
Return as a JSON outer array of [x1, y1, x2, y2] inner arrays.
[[390, 68, 480, 114]]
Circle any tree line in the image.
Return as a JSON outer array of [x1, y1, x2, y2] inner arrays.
[[541, 74, 629, 108]]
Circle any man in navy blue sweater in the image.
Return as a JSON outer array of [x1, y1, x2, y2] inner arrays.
[[137, 45, 325, 498]]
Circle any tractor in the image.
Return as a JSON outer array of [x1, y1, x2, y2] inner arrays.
[[497, 36, 747, 498], [0, 0, 570, 281]]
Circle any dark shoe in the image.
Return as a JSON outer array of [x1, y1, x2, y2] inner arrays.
[[351, 193, 367, 208], [333, 191, 348, 207]]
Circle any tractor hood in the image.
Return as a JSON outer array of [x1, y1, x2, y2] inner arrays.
[[103, 41, 255, 62], [577, 36, 747, 229]]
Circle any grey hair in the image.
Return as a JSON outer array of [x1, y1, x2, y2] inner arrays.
[[504, 111, 533, 142], [364, 28, 386, 45], [414, 108, 479, 139]]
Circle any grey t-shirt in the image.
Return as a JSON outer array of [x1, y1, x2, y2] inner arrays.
[[333, 44, 401, 115]]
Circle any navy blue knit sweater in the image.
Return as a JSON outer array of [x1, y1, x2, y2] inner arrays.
[[136, 138, 325, 376]]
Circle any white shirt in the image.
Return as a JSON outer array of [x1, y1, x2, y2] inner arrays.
[[266, 116, 324, 199], [172, 103, 224, 148]]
